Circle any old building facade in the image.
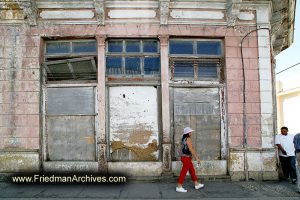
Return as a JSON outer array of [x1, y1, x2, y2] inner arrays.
[[0, 0, 296, 180]]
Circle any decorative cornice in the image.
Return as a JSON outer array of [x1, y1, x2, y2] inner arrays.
[[17, 0, 37, 26], [158, 35, 169, 46], [226, 0, 241, 27], [160, 0, 170, 25], [96, 34, 107, 45], [94, 0, 105, 26], [0, 0, 37, 26]]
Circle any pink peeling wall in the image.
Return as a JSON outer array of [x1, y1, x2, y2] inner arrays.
[[0, 23, 263, 153]]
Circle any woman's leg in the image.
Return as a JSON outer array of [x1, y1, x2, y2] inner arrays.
[[178, 157, 189, 187], [187, 157, 198, 185]]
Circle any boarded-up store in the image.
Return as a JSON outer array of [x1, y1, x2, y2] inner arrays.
[[0, 0, 296, 180]]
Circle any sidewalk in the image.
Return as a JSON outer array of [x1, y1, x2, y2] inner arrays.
[[0, 179, 300, 200]]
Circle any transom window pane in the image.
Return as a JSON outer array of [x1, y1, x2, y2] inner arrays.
[[106, 57, 122, 75], [144, 57, 160, 75], [126, 41, 140, 52], [46, 42, 70, 54], [170, 41, 193, 54], [72, 60, 96, 80], [106, 39, 160, 76], [47, 63, 71, 80], [125, 57, 141, 75], [143, 41, 158, 53], [73, 41, 97, 53], [174, 61, 194, 78], [198, 62, 218, 78], [108, 41, 123, 52], [197, 41, 221, 55], [45, 57, 97, 81]]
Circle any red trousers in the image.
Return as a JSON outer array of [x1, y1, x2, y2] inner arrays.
[[178, 156, 198, 184]]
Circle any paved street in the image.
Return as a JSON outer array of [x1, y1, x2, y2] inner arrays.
[[0, 178, 300, 200]]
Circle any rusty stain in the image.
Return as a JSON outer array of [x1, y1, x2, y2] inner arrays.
[[2, 3, 22, 19], [111, 139, 158, 161], [4, 3, 20, 10], [128, 128, 152, 144]]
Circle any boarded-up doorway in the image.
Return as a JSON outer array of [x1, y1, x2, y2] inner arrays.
[[109, 86, 159, 161], [173, 87, 221, 161]]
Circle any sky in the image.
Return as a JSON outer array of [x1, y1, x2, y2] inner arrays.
[[275, 1, 300, 134], [275, 1, 300, 90]]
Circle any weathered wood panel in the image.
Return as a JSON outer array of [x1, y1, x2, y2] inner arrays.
[[47, 87, 95, 115], [174, 88, 221, 161], [47, 116, 95, 161], [109, 86, 159, 161]]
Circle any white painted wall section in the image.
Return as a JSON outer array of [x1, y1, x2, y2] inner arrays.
[[170, 10, 224, 19], [109, 86, 159, 159], [237, 12, 255, 21], [40, 11, 94, 19], [282, 95, 300, 134], [108, 10, 156, 18], [256, 5, 273, 148]]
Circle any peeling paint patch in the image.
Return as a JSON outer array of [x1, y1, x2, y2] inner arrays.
[[129, 127, 152, 144], [229, 152, 244, 172], [109, 86, 159, 161], [0, 152, 39, 173], [111, 139, 158, 161]]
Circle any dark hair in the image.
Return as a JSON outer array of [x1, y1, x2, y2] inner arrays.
[[281, 126, 288, 131], [182, 133, 190, 142]]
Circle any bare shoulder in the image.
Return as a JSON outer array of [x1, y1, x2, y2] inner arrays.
[[186, 137, 192, 144]]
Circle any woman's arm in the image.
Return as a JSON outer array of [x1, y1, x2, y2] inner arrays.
[[186, 138, 200, 163]]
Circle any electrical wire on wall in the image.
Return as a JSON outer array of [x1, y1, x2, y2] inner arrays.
[[240, 27, 271, 181]]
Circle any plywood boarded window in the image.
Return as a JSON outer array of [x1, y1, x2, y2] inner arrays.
[[46, 87, 96, 161], [173, 88, 221, 161]]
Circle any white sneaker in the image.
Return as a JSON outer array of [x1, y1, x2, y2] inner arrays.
[[195, 183, 204, 189], [176, 187, 187, 192]]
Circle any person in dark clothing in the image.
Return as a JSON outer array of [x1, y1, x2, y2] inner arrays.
[[293, 132, 300, 192]]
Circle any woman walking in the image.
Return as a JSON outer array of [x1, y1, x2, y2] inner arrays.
[[176, 127, 204, 192]]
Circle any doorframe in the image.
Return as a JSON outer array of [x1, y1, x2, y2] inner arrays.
[[41, 83, 98, 166], [171, 84, 227, 161]]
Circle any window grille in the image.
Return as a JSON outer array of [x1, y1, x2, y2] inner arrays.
[[169, 39, 223, 81]]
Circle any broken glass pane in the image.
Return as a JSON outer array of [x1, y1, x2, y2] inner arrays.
[[108, 41, 123, 53], [106, 57, 122, 75], [126, 41, 140, 52], [73, 41, 97, 53], [144, 57, 160, 75], [174, 61, 194, 78], [46, 42, 70, 54], [197, 41, 221, 55], [71, 60, 96, 80], [47, 63, 72, 81], [170, 41, 193, 54], [143, 41, 158, 53], [125, 57, 141, 75]]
